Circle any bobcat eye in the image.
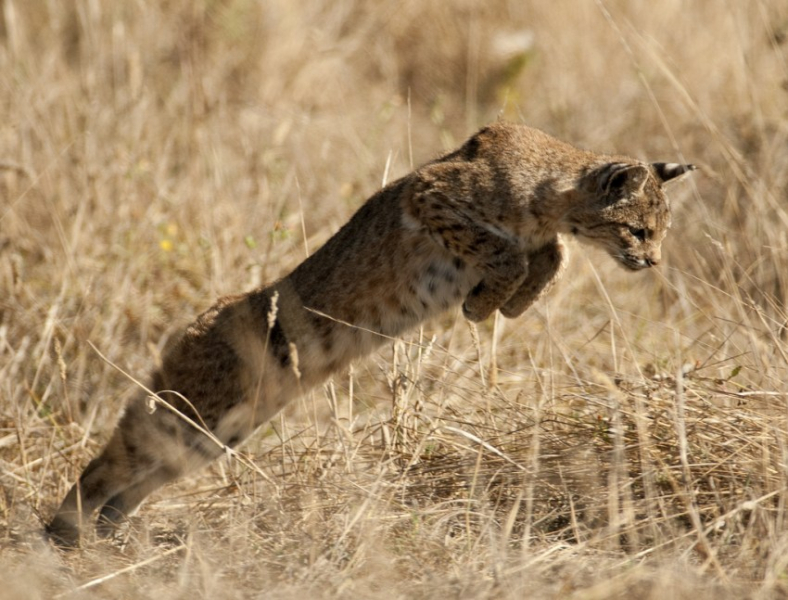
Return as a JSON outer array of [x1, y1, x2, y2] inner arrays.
[[629, 227, 647, 242]]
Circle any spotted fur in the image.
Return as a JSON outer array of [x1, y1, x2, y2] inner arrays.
[[47, 122, 695, 547]]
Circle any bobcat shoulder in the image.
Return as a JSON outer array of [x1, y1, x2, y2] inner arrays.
[[47, 122, 695, 547]]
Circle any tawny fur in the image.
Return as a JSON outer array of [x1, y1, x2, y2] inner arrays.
[[47, 122, 695, 547]]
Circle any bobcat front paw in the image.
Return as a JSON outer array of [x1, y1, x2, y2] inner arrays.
[[462, 278, 513, 322], [462, 290, 497, 322], [498, 301, 524, 319], [498, 281, 537, 318], [462, 301, 489, 322], [498, 240, 566, 319]]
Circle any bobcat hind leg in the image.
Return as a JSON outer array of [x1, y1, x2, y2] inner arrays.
[[95, 464, 181, 539]]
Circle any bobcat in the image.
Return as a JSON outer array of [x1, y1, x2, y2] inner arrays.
[[47, 122, 695, 547]]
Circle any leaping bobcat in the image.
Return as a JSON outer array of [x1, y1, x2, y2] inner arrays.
[[47, 122, 695, 547]]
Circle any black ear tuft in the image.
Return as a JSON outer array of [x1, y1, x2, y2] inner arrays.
[[652, 162, 697, 184]]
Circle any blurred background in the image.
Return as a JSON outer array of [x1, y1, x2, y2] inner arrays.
[[2, 1, 788, 597]]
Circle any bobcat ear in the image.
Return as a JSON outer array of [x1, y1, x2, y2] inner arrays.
[[598, 163, 648, 198], [651, 162, 697, 185]]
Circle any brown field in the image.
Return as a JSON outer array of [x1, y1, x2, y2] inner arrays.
[[2, 1, 788, 597]]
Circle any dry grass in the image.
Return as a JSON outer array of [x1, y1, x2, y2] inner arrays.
[[2, 0, 788, 597]]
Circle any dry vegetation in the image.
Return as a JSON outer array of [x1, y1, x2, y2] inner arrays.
[[2, 0, 788, 597]]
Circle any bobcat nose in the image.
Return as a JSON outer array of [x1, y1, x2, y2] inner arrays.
[[645, 248, 661, 267]]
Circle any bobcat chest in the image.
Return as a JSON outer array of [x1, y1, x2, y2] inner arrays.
[[392, 236, 481, 328]]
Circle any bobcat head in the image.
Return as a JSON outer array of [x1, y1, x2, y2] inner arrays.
[[569, 161, 696, 270]]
